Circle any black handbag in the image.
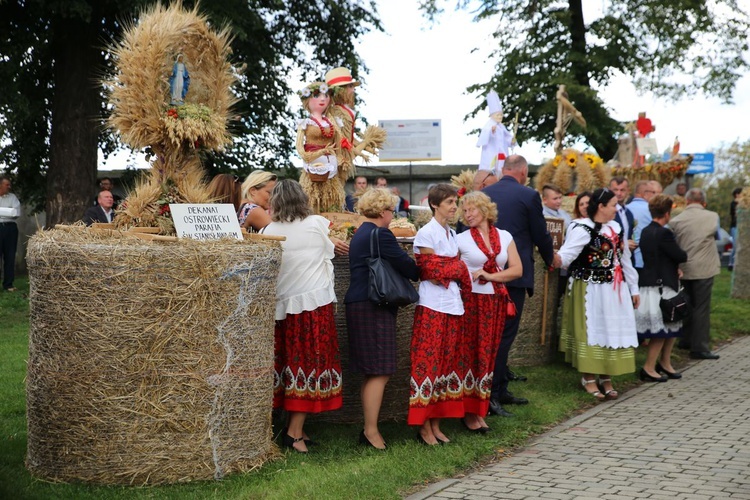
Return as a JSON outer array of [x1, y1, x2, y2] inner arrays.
[[367, 228, 419, 306], [658, 281, 692, 323]]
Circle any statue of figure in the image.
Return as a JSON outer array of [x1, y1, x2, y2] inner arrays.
[[170, 54, 190, 105], [324, 67, 386, 183], [296, 81, 345, 212], [477, 90, 513, 178]]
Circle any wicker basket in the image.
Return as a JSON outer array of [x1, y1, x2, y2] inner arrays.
[[308, 172, 329, 183]]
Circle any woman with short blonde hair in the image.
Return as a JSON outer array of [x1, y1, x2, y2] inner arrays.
[[344, 187, 419, 449], [357, 187, 398, 218]]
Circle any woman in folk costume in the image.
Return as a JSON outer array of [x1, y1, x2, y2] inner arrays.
[[476, 91, 513, 179], [262, 180, 342, 453], [556, 188, 640, 401], [296, 81, 346, 212], [324, 67, 386, 184], [456, 191, 522, 433], [409, 184, 473, 446]]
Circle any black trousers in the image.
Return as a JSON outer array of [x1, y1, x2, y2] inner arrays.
[[681, 277, 714, 353], [0, 222, 18, 289], [490, 286, 527, 399]]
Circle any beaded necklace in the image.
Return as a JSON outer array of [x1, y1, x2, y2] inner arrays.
[[309, 116, 334, 139]]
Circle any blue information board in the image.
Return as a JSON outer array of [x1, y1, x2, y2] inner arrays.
[[661, 152, 714, 174], [685, 153, 714, 174]]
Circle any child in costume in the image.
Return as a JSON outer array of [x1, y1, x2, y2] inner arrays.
[[477, 91, 513, 178]]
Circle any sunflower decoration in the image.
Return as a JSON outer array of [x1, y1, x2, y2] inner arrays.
[[566, 152, 577, 167], [536, 149, 608, 195]]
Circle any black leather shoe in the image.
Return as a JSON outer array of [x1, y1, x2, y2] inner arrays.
[[497, 393, 529, 405], [656, 362, 682, 379], [639, 368, 667, 382], [690, 351, 720, 360], [488, 399, 514, 417], [507, 369, 528, 382], [359, 430, 386, 450]]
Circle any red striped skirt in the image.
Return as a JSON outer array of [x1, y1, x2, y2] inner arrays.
[[273, 303, 343, 413]]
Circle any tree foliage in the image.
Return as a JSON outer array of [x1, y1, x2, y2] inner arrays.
[[695, 139, 750, 227], [420, 0, 750, 161], [0, 0, 380, 221]]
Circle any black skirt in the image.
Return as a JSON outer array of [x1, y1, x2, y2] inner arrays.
[[345, 300, 399, 375]]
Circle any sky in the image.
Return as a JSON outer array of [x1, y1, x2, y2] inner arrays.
[[102, 0, 750, 171]]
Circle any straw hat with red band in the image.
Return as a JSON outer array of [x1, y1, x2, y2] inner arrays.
[[324, 67, 360, 88]]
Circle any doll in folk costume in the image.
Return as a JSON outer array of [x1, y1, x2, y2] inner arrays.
[[324, 67, 386, 184], [297, 81, 346, 213], [477, 91, 514, 178]]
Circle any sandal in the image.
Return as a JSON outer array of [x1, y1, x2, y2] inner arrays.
[[581, 377, 605, 401], [598, 377, 619, 400]]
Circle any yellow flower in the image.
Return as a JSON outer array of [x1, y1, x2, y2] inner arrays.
[[566, 153, 577, 167], [552, 155, 562, 167]]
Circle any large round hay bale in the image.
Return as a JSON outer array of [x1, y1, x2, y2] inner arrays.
[[25, 230, 281, 485]]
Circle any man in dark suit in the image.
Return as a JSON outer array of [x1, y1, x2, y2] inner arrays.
[[483, 155, 559, 417], [83, 190, 116, 225]]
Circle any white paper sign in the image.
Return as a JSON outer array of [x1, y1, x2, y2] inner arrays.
[[377, 119, 442, 161], [636, 137, 659, 155], [170, 204, 243, 240]]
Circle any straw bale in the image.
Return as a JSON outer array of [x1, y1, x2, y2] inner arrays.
[[509, 253, 560, 366], [25, 229, 282, 485], [731, 208, 750, 299]]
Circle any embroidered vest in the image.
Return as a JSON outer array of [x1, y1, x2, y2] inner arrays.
[[568, 224, 624, 284]]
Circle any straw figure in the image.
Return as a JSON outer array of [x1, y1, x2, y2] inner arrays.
[[106, 2, 237, 234], [324, 67, 387, 186], [296, 81, 346, 213]]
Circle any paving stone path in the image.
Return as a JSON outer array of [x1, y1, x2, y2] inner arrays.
[[408, 336, 750, 500]]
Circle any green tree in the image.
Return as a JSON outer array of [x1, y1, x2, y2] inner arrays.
[[0, 0, 380, 224], [421, 0, 750, 160], [694, 139, 750, 228]]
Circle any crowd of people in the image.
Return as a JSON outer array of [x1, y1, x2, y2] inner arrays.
[[249, 154, 735, 453], [1, 154, 737, 454]]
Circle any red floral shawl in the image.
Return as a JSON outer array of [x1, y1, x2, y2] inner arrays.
[[415, 253, 473, 304]]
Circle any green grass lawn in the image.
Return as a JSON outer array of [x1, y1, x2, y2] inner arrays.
[[1, 270, 747, 499]]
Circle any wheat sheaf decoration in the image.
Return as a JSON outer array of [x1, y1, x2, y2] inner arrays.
[[104, 1, 239, 233]]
